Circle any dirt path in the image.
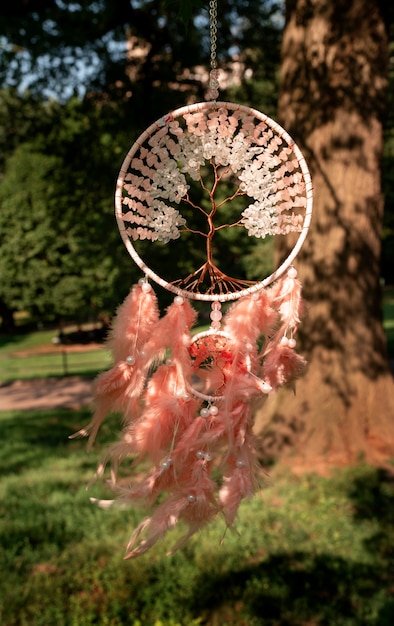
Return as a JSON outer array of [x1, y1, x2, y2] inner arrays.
[[0, 376, 94, 411]]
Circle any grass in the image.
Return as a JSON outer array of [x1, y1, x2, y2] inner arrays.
[[1, 407, 394, 626], [1, 286, 393, 384], [0, 290, 393, 624], [0, 327, 111, 383]]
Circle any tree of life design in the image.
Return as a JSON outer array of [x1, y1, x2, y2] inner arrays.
[[115, 102, 312, 299]]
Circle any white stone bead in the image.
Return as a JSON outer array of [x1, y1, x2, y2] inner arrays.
[[260, 381, 273, 394], [287, 267, 298, 279], [204, 452, 213, 462], [160, 458, 172, 470], [210, 310, 222, 322], [288, 338, 297, 349], [187, 494, 196, 503], [280, 336, 289, 347], [200, 407, 210, 418], [174, 296, 184, 305], [236, 460, 246, 468], [125, 355, 135, 365], [208, 405, 219, 416], [196, 450, 205, 459]]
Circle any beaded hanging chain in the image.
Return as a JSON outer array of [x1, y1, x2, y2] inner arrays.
[[206, 0, 220, 101], [72, 0, 313, 558]]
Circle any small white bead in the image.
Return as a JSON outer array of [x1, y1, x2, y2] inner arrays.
[[204, 452, 213, 462], [174, 296, 184, 305], [125, 355, 135, 365], [187, 494, 196, 503], [260, 381, 273, 394], [280, 336, 289, 347], [138, 278, 151, 292], [236, 460, 246, 468], [196, 450, 205, 459], [200, 407, 210, 418], [160, 458, 172, 469], [244, 342, 254, 352], [183, 392, 191, 401], [174, 388, 185, 399], [208, 405, 219, 416], [288, 338, 297, 349], [287, 267, 297, 279], [166, 358, 173, 366]]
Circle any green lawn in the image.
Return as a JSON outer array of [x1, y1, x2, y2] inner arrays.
[[0, 292, 393, 624], [0, 327, 111, 383], [1, 286, 393, 384], [0, 407, 393, 626]]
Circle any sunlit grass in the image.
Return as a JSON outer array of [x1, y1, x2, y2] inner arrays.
[[1, 408, 393, 626], [0, 326, 111, 383]]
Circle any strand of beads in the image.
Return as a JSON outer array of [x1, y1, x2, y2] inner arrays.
[[199, 403, 219, 418], [210, 302, 222, 330]]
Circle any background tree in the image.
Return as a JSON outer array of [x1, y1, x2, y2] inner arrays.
[[0, 1, 282, 330], [256, 0, 394, 468], [0, 0, 393, 466], [0, 92, 142, 328]]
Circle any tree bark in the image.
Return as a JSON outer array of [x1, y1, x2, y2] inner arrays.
[[255, 0, 394, 469]]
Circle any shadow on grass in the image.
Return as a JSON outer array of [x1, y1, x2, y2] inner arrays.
[[187, 551, 393, 625], [0, 408, 121, 475], [1, 407, 394, 625], [186, 468, 394, 625]]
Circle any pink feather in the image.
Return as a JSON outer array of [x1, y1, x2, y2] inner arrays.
[[224, 290, 277, 344], [141, 298, 197, 368], [263, 344, 307, 389], [270, 272, 303, 331], [131, 363, 199, 463], [108, 283, 159, 363], [76, 268, 308, 558], [219, 467, 255, 526]]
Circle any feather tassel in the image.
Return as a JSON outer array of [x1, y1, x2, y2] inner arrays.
[[77, 270, 307, 558]]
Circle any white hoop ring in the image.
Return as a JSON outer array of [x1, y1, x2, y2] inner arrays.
[[115, 101, 313, 302]]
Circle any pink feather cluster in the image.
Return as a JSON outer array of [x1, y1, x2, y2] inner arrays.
[[73, 269, 306, 558]]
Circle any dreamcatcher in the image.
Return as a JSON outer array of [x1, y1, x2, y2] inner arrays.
[[72, 0, 313, 558]]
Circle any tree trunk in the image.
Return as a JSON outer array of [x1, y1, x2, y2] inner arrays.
[[255, 0, 394, 470]]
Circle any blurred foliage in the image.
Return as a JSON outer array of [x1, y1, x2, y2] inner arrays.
[[0, 0, 393, 329], [0, 0, 283, 329], [0, 0, 283, 106], [0, 90, 142, 326]]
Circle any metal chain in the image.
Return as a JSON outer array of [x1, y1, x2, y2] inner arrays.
[[209, 0, 217, 71], [206, 0, 219, 101]]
